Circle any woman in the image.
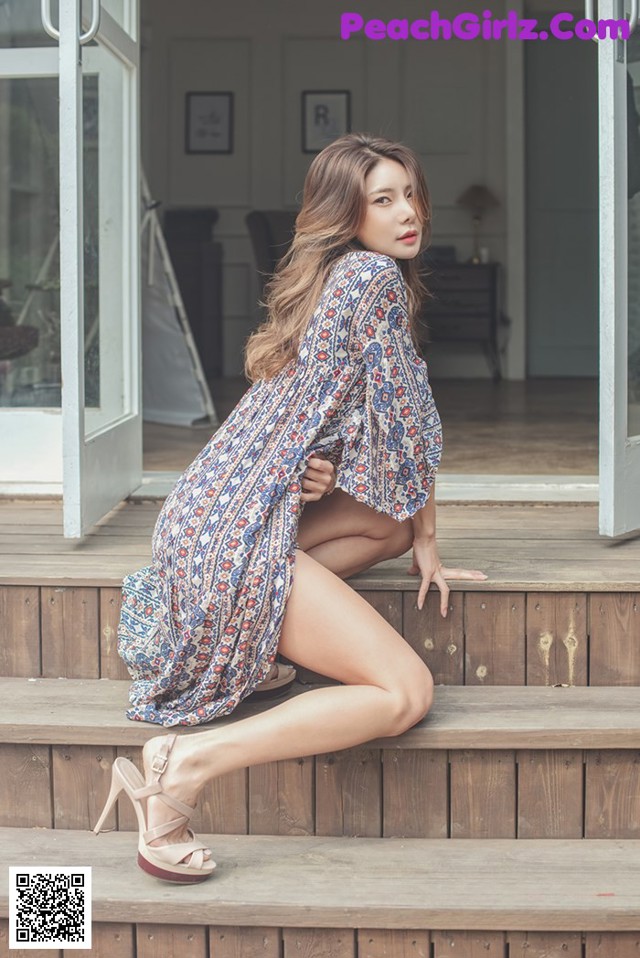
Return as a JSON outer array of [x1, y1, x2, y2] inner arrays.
[[94, 133, 487, 883]]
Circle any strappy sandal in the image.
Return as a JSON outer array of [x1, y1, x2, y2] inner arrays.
[[247, 661, 296, 700], [93, 733, 216, 884]]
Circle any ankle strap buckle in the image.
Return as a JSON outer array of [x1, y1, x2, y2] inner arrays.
[[151, 753, 168, 775]]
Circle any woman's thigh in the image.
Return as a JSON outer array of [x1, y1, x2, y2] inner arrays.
[[278, 548, 432, 696], [297, 488, 413, 554]]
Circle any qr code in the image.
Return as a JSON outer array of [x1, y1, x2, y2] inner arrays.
[[9, 866, 92, 950]]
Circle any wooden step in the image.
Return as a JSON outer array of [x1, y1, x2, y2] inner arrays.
[[2, 499, 640, 592], [2, 679, 639, 841], [1, 678, 639, 749], [4, 583, 640, 689], [0, 828, 639, 932]]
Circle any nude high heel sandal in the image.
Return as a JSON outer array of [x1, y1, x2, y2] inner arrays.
[[93, 733, 216, 884]]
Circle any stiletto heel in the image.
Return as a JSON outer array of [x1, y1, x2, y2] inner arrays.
[[93, 765, 126, 834], [92, 735, 215, 884]]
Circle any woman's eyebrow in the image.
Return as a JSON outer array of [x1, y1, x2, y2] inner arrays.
[[367, 184, 412, 196]]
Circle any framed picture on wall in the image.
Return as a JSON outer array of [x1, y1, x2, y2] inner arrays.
[[302, 90, 351, 154], [185, 92, 234, 154]]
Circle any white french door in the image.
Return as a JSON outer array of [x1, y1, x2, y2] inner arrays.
[[56, 0, 141, 537], [599, 0, 640, 534], [0, 0, 141, 537]]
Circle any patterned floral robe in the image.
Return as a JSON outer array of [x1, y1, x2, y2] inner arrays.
[[118, 250, 443, 726]]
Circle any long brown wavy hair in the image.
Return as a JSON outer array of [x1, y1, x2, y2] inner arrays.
[[243, 133, 432, 383]]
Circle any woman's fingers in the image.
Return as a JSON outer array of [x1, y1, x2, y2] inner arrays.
[[411, 563, 488, 583], [433, 570, 450, 617], [418, 570, 450, 615], [307, 457, 334, 475], [418, 569, 451, 616], [417, 573, 432, 611], [441, 567, 488, 580], [300, 483, 325, 502], [300, 457, 336, 501]]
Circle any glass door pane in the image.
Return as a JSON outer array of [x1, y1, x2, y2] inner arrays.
[[0, 75, 60, 408], [81, 54, 129, 428], [0, 1, 59, 47]]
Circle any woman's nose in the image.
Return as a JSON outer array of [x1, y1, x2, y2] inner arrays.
[[399, 199, 415, 220]]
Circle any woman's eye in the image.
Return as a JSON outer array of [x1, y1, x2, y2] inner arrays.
[[375, 196, 390, 204]]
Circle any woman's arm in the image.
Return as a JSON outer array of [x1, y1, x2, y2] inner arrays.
[[411, 479, 437, 541], [409, 480, 488, 615]]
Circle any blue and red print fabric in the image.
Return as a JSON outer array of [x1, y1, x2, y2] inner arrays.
[[118, 250, 442, 726]]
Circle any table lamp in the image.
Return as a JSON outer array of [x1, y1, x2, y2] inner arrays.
[[456, 184, 500, 263]]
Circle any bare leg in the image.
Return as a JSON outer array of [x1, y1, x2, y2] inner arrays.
[[143, 546, 433, 861]]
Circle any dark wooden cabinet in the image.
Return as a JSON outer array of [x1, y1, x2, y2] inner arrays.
[[163, 209, 223, 379], [418, 262, 502, 379]]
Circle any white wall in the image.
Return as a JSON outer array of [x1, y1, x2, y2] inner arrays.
[[140, 0, 516, 378]]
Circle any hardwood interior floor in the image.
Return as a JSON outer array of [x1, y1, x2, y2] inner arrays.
[[143, 377, 598, 476]]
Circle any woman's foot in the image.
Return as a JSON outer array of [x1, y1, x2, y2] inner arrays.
[[141, 734, 213, 865]]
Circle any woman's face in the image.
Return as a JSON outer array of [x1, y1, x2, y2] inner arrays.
[[356, 157, 422, 260]]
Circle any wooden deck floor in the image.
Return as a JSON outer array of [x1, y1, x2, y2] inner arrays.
[[0, 499, 639, 590]]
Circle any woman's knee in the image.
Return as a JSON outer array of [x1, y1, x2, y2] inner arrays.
[[384, 664, 434, 736]]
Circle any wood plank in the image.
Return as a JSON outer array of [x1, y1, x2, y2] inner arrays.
[[402, 591, 464, 684], [351, 562, 640, 593], [315, 749, 382, 837], [99, 588, 129, 680], [0, 524, 155, 537], [249, 759, 314, 835], [450, 751, 516, 838], [52, 745, 117, 831], [3, 680, 640, 750], [585, 933, 640, 956], [196, 770, 248, 835], [2, 502, 640, 592], [585, 750, 640, 838], [0, 744, 51, 827], [2, 829, 640, 930], [526, 594, 588, 686], [0, 585, 40, 677], [0, 557, 148, 587], [135, 924, 207, 958], [517, 750, 583, 838], [0, 535, 152, 554], [464, 594, 526, 684], [114, 746, 142, 832], [41, 587, 100, 679], [4, 556, 640, 590], [360, 591, 402, 633], [357, 929, 430, 958], [382, 749, 448, 838], [70, 923, 135, 957], [589, 595, 640, 684], [507, 931, 583, 956], [431, 932, 505, 957], [209, 927, 282, 958], [283, 929, 355, 958]]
